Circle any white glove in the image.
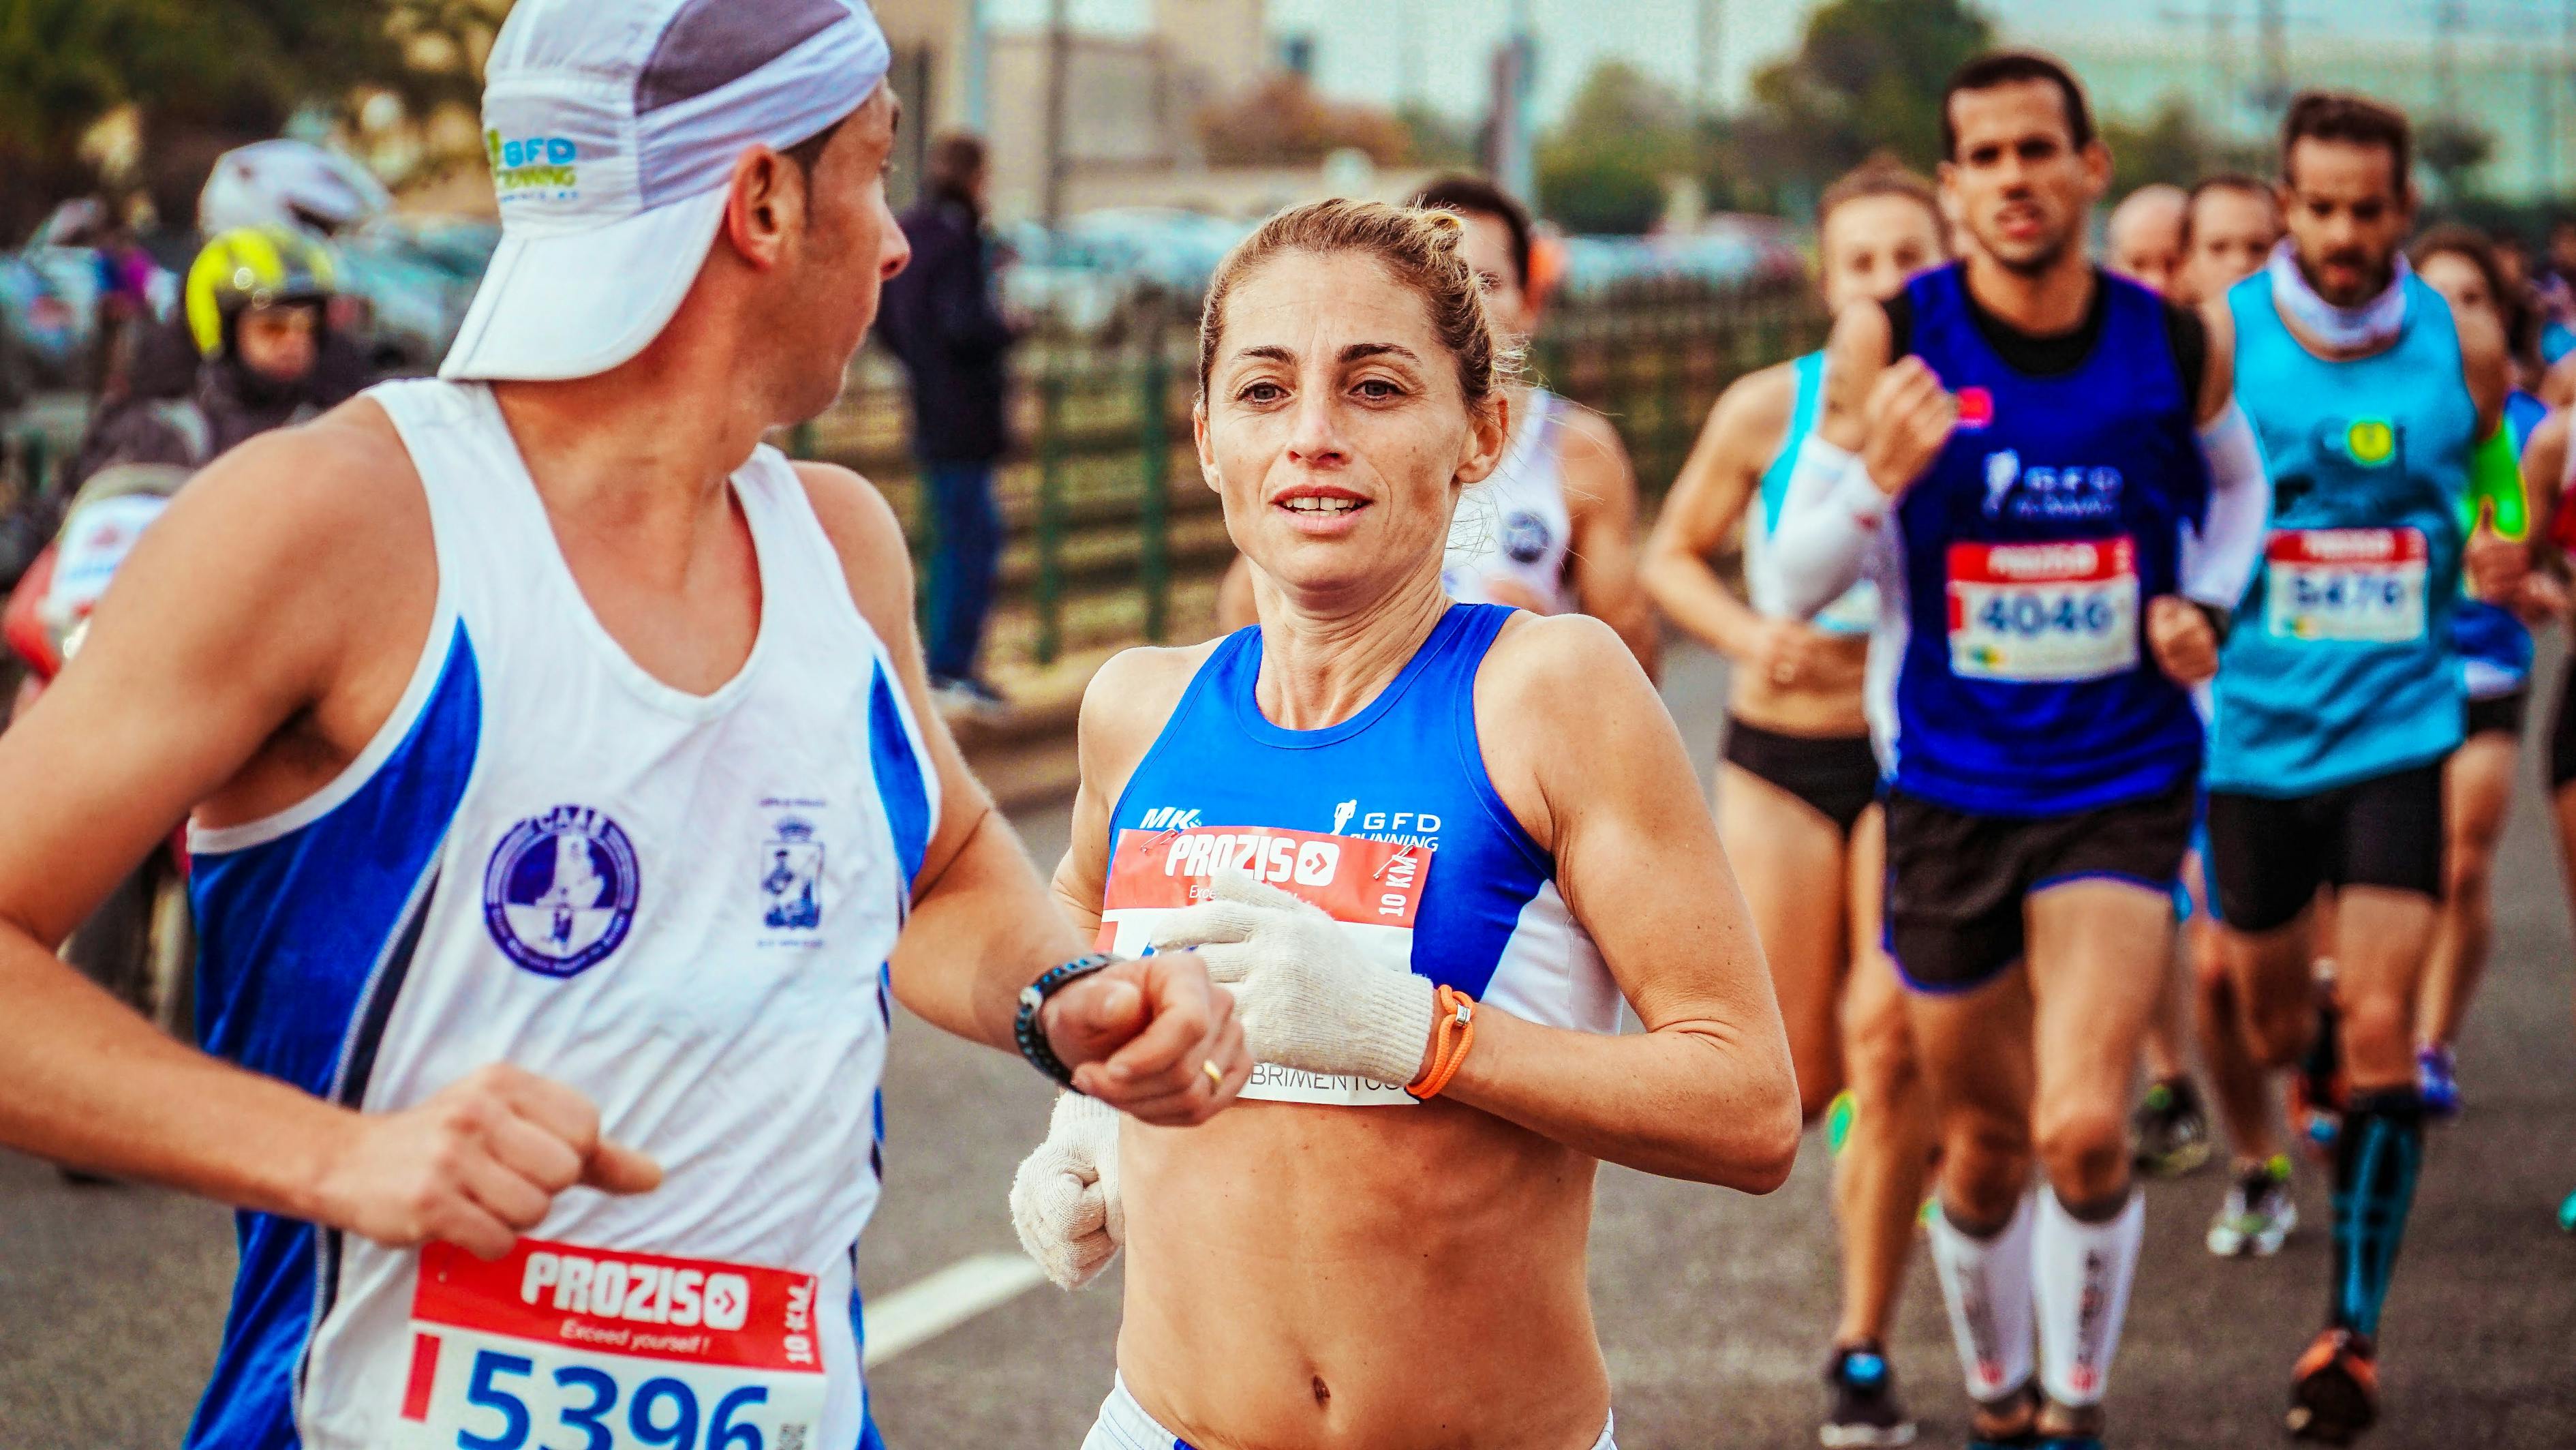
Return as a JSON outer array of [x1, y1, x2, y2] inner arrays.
[[1148, 868, 1435, 1089], [1009, 1092, 1123, 1290]]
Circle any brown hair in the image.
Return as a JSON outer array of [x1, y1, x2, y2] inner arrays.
[[1413, 175, 1534, 289], [1816, 154, 1941, 235], [2413, 223, 2538, 365], [2282, 91, 2411, 197], [1197, 198, 1507, 410], [1942, 50, 2094, 159], [2180, 172, 2276, 247]]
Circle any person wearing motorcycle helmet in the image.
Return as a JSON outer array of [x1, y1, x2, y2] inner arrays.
[[70, 226, 342, 483], [110, 140, 383, 412]]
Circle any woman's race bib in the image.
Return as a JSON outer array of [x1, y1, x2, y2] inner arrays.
[[1097, 824, 1430, 1107], [1946, 537, 2140, 682], [394, 1239, 827, 1450], [2264, 528, 2428, 644]]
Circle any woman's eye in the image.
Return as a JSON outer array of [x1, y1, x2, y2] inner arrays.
[[1240, 382, 1284, 404], [1356, 378, 1401, 400]]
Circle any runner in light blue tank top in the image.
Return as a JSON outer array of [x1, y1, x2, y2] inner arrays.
[[2207, 269, 2480, 796], [1749, 352, 1879, 635]]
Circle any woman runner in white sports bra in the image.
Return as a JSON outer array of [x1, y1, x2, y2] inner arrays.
[[1640, 159, 1946, 1449], [1013, 199, 1798, 1450]]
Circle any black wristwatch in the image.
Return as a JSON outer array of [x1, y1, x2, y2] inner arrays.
[[1015, 954, 1116, 1090]]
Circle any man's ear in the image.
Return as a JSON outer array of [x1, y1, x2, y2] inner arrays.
[[721, 147, 803, 271]]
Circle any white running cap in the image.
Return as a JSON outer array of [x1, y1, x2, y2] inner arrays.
[[440, 0, 891, 382]]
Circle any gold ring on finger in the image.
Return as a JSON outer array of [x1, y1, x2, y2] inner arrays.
[[1203, 1059, 1225, 1091]]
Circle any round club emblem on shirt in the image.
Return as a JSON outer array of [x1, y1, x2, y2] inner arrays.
[[482, 804, 640, 978], [2344, 417, 2397, 467]]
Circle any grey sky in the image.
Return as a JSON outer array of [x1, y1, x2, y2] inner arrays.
[[985, 0, 2530, 125]]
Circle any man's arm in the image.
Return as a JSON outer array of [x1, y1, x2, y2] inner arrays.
[[797, 465, 1246, 1119], [1554, 406, 1659, 676], [0, 413, 656, 1256]]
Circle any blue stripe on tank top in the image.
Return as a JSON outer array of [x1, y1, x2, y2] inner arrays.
[[868, 663, 931, 912], [183, 621, 482, 1450]]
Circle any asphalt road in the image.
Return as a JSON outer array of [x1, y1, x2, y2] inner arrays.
[[5, 639, 2574, 1449]]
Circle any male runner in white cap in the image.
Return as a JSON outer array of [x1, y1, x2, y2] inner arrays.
[[0, 3, 1247, 1448]]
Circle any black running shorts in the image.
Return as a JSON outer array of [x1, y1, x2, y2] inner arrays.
[[1721, 716, 1880, 838], [2464, 688, 2528, 742], [2203, 760, 2446, 935], [1883, 773, 2197, 993], [2554, 667, 2576, 789]]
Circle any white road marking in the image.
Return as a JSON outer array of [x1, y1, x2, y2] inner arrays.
[[861, 1251, 1050, 1368]]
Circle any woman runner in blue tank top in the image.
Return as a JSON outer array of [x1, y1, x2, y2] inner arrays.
[[1011, 199, 1799, 1450], [1642, 160, 1946, 1445]]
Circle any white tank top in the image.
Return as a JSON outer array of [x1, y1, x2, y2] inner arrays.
[[182, 379, 937, 1450], [1443, 389, 1574, 614]]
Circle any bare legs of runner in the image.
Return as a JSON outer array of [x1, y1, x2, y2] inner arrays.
[[1719, 777, 1928, 1364], [2419, 732, 2514, 1054], [1914, 882, 2166, 1439]]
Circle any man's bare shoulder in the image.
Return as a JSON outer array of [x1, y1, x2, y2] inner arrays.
[[788, 458, 915, 635], [153, 397, 431, 592]]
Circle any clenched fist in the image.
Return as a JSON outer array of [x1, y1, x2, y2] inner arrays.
[[309, 1063, 661, 1261], [2146, 595, 2220, 686], [1860, 358, 1960, 498]]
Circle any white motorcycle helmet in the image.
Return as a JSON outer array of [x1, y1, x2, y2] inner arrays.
[[197, 139, 390, 239]]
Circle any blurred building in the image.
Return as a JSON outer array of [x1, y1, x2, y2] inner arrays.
[[2035, 22, 2576, 202]]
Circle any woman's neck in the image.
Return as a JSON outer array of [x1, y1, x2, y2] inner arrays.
[[1253, 569, 1454, 731]]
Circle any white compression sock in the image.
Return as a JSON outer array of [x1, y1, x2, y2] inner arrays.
[[2033, 1186, 2144, 1408], [1927, 1190, 2037, 1404]]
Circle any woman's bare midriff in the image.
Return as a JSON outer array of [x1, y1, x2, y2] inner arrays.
[[1118, 1099, 1608, 1450], [1724, 632, 1873, 738]]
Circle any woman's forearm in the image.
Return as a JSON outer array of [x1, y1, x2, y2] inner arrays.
[[1640, 545, 1773, 664], [1443, 1006, 1800, 1192]]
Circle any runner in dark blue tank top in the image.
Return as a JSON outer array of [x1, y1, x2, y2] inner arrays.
[[1765, 54, 2272, 1450]]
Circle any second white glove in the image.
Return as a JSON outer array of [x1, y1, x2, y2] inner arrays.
[[1008, 1092, 1123, 1290], [1148, 868, 1435, 1090]]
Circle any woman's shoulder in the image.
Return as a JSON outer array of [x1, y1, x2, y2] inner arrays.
[[1475, 611, 1655, 731], [1079, 637, 1231, 759], [1703, 360, 1802, 447]]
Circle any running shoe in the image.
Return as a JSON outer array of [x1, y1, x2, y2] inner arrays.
[[2036, 1438, 2102, 1450], [928, 673, 1010, 719], [2130, 1074, 2213, 1177], [1818, 1342, 1916, 1447], [2415, 1043, 2461, 1119], [2205, 1156, 2297, 1257], [2286, 1327, 2378, 1445], [1965, 1388, 2040, 1450], [2558, 1188, 2576, 1234]]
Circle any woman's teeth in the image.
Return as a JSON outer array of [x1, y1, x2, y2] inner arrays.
[[1285, 497, 1361, 514]]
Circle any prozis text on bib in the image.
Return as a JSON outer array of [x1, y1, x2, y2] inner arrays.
[[1946, 536, 2141, 682], [2265, 527, 2429, 644], [395, 1237, 826, 1450], [1099, 824, 1429, 1106]]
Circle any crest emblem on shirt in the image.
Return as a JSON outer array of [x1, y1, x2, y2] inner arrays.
[[762, 817, 825, 931], [482, 805, 640, 978]]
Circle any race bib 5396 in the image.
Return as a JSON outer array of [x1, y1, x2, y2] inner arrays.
[[2264, 527, 2428, 644], [1946, 537, 2140, 683], [395, 1239, 826, 1450], [1098, 824, 1429, 1107]]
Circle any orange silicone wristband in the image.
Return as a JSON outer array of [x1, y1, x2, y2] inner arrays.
[[1407, 986, 1477, 1100]]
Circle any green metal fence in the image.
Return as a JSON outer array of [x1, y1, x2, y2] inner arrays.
[[796, 277, 1826, 671]]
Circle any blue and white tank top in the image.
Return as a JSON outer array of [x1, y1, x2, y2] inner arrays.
[[1745, 352, 1877, 634], [1445, 389, 1574, 614], [1870, 265, 2210, 815], [1099, 604, 1616, 1107], [183, 378, 934, 1450], [2450, 386, 2547, 700], [2208, 272, 2479, 795]]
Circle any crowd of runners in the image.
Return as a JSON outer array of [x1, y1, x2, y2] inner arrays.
[[0, 1, 2570, 1448]]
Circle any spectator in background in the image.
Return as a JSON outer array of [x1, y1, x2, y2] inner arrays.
[[879, 132, 1017, 714], [2177, 174, 2281, 303], [2105, 182, 2187, 294], [2526, 220, 2576, 365]]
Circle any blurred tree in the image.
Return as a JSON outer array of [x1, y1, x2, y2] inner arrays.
[[1745, 0, 1995, 187], [1537, 61, 1693, 235], [1398, 103, 1477, 172], [2419, 116, 2496, 206], [2101, 98, 2266, 198], [1197, 74, 1412, 168], [0, 0, 489, 239]]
